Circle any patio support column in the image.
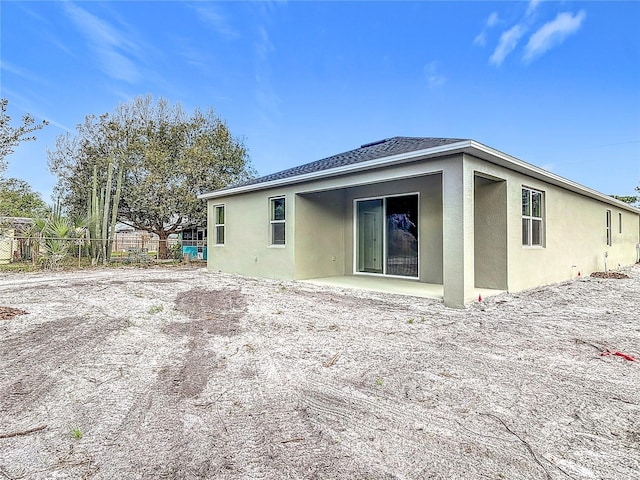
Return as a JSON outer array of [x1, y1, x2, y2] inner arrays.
[[442, 157, 475, 308]]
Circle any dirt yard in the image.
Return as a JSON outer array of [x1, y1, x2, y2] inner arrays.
[[0, 265, 638, 479]]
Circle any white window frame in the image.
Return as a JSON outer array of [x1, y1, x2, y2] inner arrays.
[[269, 196, 286, 247], [522, 187, 544, 247], [213, 204, 225, 246], [606, 209, 612, 246]]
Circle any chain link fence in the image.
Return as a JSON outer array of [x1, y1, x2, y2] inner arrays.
[[0, 234, 192, 268]]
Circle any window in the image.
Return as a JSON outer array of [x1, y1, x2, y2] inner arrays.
[[606, 209, 612, 246], [522, 187, 544, 247], [214, 205, 225, 245], [619, 212, 622, 234], [270, 197, 285, 245]]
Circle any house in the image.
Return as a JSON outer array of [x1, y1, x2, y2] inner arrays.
[[0, 217, 33, 264], [180, 226, 208, 260], [198, 137, 640, 307]]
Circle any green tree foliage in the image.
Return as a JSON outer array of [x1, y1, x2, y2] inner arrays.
[[0, 98, 48, 172], [0, 178, 49, 218], [611, 193, 640, 207], [49, 95, 254, 258]]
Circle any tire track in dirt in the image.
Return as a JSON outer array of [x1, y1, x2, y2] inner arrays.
[[293, 360, 552, 478], [163, 282, 380, 478], [0, 272, 188, 479], [207, 347, 384, 479], [264, 291, 555, 479], [96, 287, 249, 478], [1, 266, 638, 478], [0, 314, 129, 419]]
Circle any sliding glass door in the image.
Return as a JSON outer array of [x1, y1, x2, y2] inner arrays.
[[355, 194, 418, 278]]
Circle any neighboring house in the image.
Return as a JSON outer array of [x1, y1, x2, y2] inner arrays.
[[199, 137, 640, 307], [0, 217, 33, 264], [113, 223, 195, 258], [180, 226, 208, 260], [112, 227, 180, 256]]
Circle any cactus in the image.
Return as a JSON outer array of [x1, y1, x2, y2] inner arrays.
[[87, 159, 124, 265]]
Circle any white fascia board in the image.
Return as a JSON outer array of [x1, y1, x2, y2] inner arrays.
[[199, 139, 640, 215], [468, 141, 640, 214], [197, 140, 471, 200]]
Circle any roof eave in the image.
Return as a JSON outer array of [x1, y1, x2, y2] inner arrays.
[[199, 139, 640, 214], [467, 141, 640, 214], [197, 140, 472, 200]]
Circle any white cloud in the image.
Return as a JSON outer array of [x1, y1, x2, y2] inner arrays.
[[490, 24, 526, 66], [526, 0, 543, 17], [428, 76, 446, 89], [62, 2, 142, 83], [250, 2, 286, 126], [473, 12, 499, 47], [0, 86, 72, 132], [64, 3, 123, 50], [254, 26, 280, 123], [487, 12, 500, 27], [192, 4, 238, 39], [0, 61, 52, 86], [15, 2, 50, 25], [524, 10, 586, 62], [424, 62, 446, 89], [473, 32, 487, 47], [255, 26, 275, 63], [540, 163, 555, 172]]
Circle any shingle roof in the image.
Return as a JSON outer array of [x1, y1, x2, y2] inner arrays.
[[226, 136, 467, 190]]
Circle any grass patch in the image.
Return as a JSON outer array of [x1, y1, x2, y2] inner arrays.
[[0, 258, 186, 273], [148, 304, 164, 314], [0, 262, 41, 273], [70, 426, 83, 440]]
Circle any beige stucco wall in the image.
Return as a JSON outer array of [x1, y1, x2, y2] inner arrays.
[[294, 189, 347, 279], [206, 151, 639, 307], [206, 188, 296, 280], [441, 158, 476, 307], [464, 153, 640, 293], [336, 173, 443, 284], [508, 183, 639, 291], [474, 176, 508, 290], [207, 157, 455, 284]]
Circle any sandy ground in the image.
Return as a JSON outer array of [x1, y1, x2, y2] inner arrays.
[[0, 265, 638, 480]]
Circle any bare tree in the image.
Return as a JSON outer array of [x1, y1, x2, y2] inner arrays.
[[0, 98, 48, 173]]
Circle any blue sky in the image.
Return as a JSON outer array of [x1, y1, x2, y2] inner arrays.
[[1, 0, 639, 202]]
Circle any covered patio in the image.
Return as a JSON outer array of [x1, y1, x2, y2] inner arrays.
[[301, 275, 505, 301]]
